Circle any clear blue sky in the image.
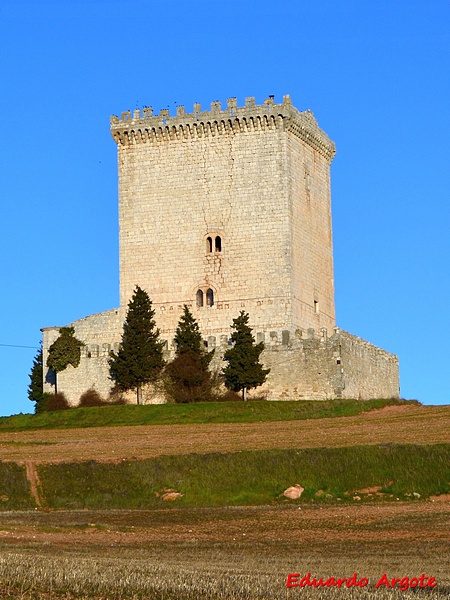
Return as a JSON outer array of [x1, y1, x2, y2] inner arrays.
[[0, 0, 449, 416]]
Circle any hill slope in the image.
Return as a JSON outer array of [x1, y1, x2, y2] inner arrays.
[[0, 403, 448, 464], [0, 402, 448, 510]]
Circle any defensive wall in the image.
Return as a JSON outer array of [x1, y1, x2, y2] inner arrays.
[[42, 310, 399, 405]]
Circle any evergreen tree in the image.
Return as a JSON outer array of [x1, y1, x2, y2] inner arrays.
[[174, 304, 203, 354], [47, 327, 84, 373], [173, 305, 213, 367], [165, 305, 214, 403], [27, 343, 47, 413], [223, 311, 270, 401], [109, 286, 165, 404]]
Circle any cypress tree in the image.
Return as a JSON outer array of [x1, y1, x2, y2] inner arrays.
[[109, 286, 165, 404], [173, 305, 213, 367], [165, 305, 214, 403], [223, 311, 270, 400], [27, 343, 46, 413]]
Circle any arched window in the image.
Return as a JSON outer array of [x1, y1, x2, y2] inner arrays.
[[206, 237, 213, 253], [206, 288, 214, 307], [215, 236, 222, 252], [196, 289, 204, 307]]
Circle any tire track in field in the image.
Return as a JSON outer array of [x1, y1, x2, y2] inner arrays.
[[24, 460, 43, 507]]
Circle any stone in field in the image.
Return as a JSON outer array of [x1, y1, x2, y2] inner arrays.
[[283, 484, 304, 499], [162, 492, 183, 502]]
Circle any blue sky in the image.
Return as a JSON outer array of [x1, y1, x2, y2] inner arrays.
[[0, 0, 449, 416]]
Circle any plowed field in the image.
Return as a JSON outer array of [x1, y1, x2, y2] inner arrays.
[[1, 404, 449, 464]]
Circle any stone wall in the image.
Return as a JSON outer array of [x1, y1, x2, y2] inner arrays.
[[208, 326, 399, 402], [42, 309, 124, 405], [338, 330, 400, 399], [43, 311, 399, 406], [257, 328, 399, 401], [287, 123, 335, 332], [42, 308, 173, 406]]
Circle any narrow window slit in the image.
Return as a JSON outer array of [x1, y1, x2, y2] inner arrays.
[[206, 289, 214, 306], [196, 289, 204, 307]]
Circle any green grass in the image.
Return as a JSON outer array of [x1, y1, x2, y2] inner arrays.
[[0, 462, 35, 510], [37, 443, 450, 509], [0, 397, 413, 432]]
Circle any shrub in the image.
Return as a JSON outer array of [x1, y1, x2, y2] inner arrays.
[[34, 392, 52, 414], [78, 389, 106, 407], [45, 393, 69, 411], [164, 350, 215, 403], [213, 389, 242, 402], [79, 389, 127, 407]]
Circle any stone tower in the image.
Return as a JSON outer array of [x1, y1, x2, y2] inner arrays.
[[110, 95, 336, 339], [42, 95, 399, 404]]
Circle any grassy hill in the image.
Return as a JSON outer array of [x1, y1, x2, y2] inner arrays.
[[0, 397, 413, 432], [0, 398, 449, 511], [38, 443, 450, 509], [0, 398, 449, 598]]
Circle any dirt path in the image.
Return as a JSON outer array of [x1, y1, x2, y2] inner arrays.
[[24, 460, 43, 507], [0, 404, 449, 464]]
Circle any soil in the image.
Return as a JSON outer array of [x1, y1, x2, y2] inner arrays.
[[25, 460, 43, 507], [0, 502, 448, 550], [0, 404, 449, 597], [0, 404, 448, 465]]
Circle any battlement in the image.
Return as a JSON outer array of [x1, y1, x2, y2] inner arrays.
[[110, 94, 336, 161]]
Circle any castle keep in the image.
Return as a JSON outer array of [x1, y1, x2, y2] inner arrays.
[[42, 95, 399, 403]]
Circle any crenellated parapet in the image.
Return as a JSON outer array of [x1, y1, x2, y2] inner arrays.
[[110, 94, 336, 161]]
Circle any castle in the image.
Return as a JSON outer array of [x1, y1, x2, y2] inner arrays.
[[42, 95, 399, 403]]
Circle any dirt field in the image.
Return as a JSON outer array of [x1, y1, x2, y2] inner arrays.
[[0, 404, 448, 598], [0, 503, 449, 598], [1, 404, 449, 464], [0, 502, 448, 548]]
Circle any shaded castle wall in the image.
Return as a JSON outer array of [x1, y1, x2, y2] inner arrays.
[[287, 124, 335, 332], [338, 330, 400, 399]]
